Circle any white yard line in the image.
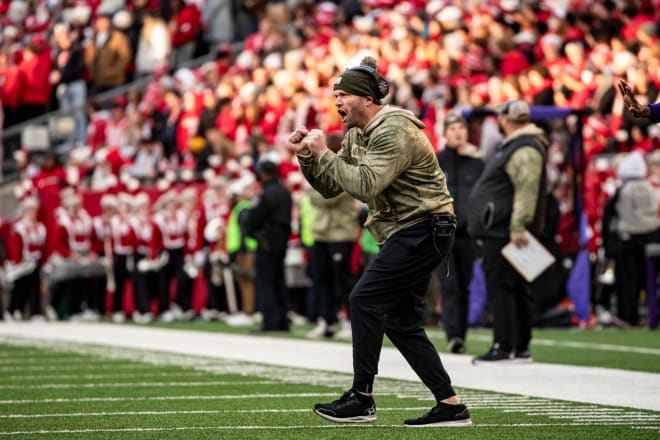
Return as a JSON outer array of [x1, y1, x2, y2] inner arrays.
[[0, 380, 279, 389], [0, 422, 658, 436], [426, 330, 660, 356], [0, 364, 152, 372], [0, 322, 658, 411], [2, 372, 208, 381], [0, 407, 432, 418], [0, 393, 339, 404]]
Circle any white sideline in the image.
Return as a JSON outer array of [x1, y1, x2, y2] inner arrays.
[[0, 322, 658, 411]]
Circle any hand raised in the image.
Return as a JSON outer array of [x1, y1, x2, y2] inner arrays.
[[618, 79, 651, 118], [287, 126, 310, 153]]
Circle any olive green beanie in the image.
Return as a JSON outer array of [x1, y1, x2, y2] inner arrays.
[[333, 56, 388, 104]]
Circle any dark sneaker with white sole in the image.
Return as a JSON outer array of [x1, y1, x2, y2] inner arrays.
[[471, 343, 514, 365], [404, 402, 472, 427], [313, 389, 376, 423], [513, 349, 533, 363], [447, 337, 466, 354]]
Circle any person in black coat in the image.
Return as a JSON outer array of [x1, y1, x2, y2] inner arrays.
[[435, 112, 484, 354], [240, 159, 292, 332]]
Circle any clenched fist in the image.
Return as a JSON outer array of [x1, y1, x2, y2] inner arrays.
[[288, 126, 310, 154], [301, 129, 329, 159]]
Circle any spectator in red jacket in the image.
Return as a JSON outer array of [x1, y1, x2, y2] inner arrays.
[[0, 49, 23, 128], [17, 38, 52, 123], [496, 36, 530, 78], [168, 0, 201, 66], [33, 153, 66, 193]]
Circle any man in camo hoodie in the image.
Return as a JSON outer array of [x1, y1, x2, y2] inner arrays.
[[468, 99, 548, 365], [288, 56, 471, 428]]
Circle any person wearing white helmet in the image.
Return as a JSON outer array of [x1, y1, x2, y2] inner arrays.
[[5, 197, 47, 321], [91, 193, 117, 319], [129, 192, 158, 324], [108, 193, 136, 323], [152, 190, 188, 321]]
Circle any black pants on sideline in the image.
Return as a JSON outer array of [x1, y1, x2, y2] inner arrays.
[[50, 277, 92, 318], [132, 253, 159, 314], [481, 237, 533, 352], [311, 240, 355, 326], [158, 248, 192, 312], [436, 234, 474, 342], [9, 269, 41, 316], [255, 250, 288, 330], [112, 254, 132, 313], [614, 232, 656, 326], [204, 260, 231, 312], [350, 220, 456, 401]]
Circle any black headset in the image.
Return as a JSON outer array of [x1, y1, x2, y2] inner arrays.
[[347, 65, 390, 100]]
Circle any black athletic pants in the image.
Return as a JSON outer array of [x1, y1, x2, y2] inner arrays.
[[311, 240, 355, 326], [350, 220, 456, 401], [255, 250, 288, 331], [9, 269, 41, 316], [112, 254, 131, 313], [481, 237, 533, 353], [436, 233, 474, 342]]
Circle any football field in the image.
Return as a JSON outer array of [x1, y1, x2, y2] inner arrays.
[[0, 322, 658, 439]]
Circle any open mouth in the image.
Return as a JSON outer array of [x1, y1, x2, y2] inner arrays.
[[338, 109, 347, 123]]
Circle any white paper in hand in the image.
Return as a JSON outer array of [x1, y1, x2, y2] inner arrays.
[[501, 230, 556, 282]]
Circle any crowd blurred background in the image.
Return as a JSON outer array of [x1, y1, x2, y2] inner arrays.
[[0, 0, 659, 331]]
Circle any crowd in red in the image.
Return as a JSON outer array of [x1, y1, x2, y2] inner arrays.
[[1, 0, 660, 322]]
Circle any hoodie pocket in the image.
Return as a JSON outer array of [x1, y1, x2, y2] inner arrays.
[[482, 202, 495, 230]]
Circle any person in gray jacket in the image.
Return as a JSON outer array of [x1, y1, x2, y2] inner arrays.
[[202, 0, 234, 50], [607, 152, 659, 325]]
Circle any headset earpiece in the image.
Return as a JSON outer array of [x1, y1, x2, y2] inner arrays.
[[348, 65, 390, 99]]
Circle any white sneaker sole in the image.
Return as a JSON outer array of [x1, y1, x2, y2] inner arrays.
[[313, 409, 376, 423], [405, 418, 473, 427], [471, 358, 516, 365]]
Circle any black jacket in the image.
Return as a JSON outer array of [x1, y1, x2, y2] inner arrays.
[[436, 146, 484, 235], [467, 134, 547, 239], [56, 43, 85, 84], [240, 179, 292, 254]]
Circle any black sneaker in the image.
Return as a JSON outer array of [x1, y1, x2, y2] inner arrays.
[[447, 337, 466, 354], [313, 389, 376, 423], [404, 402, 472, 427], [513, 349, 533, 363], [471, 344, 514, 365]]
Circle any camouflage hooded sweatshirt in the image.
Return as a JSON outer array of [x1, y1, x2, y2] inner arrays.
[[297, 105, 454, 245]]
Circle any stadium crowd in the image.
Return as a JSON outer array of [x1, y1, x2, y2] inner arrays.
[[0, 0, 659, 330]]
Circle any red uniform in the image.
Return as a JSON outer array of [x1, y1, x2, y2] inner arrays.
[[8, 218, 46, 265], [54, 209, 93, 257], [111, 214, 136, 257], [153, 210, 186, 251], [91, 215, 112, 256], [130, 215, 160, 259], [6, 217, 47, 317]]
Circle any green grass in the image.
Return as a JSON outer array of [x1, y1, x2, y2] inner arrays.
[[0, 341, 657, 439], [144, 321, 660, 373]]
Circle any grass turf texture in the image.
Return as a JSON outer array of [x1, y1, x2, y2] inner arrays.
[[145, 321, 660, 373], [0, 341, 658, 439]]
